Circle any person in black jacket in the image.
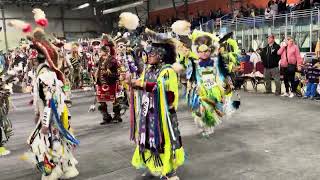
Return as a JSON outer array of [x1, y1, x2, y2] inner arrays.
[[278, 0, 287, 14], [261, 34, 281, 95]]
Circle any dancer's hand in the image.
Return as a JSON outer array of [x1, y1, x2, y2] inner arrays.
[[131, 79, 142, 88], [126, 78, 141, 88]]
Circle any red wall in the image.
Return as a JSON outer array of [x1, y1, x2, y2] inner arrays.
[[149, 0, 300, 24]]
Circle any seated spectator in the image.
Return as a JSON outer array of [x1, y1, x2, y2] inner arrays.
[[250, 9, 256, 17], [270, 1, 279, 15], [240, 6, 249, 17], [238, 49, 251, 62], [210, 10, 216, 20], [216, 8, 223, 18], [265, 8, 273, 19], [268, 0, 274, 8], [249, 48, 262, 67], [249, 48, 264, 78], [233, 8, 240, 20], [278, 0, 287, 14], [313, 0, 320, 6], [303, 0, 311, 9]]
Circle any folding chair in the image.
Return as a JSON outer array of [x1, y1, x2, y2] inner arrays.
[[241, 62, 254, 91], [253, 61, 266, 92]]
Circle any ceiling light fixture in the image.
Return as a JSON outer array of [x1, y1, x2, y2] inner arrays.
[[72, 3, 90, 10], [102, 1, 144, 14]]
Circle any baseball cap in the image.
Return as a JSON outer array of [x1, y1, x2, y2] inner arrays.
[[267, 34, 275, 39]]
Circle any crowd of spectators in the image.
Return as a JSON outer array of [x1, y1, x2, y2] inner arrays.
[[0, 46, 31, 92], [150, 9, 226, 32], [265, 0, 320, 19], [149, 0, 320, 32], [237, 34, 320, 101]]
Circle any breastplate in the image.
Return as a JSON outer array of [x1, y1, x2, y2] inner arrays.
[[199, 66, 217, 89]]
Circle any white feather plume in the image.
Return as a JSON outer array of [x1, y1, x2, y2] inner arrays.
[[118, 12, 140, 30], [171, 20, 191, 36], [32, 8, 46, 21], [7, 20, 32, 33], [32, 8, 48, 27]]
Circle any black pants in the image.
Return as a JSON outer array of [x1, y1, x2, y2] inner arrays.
[[0, 127, 3, 147], [98, 101, 121, 121], [281, 67, 296, 93]]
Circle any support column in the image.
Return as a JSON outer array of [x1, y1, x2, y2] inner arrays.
[[172, 0, 177, 18], [310, 11, 313, 52], [1, 5, 8, 51], [60, 6, 65, 38], [147, 0, 150, 25], [184, 0, 189, 20]]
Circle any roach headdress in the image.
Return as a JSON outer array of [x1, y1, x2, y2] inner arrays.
[[9, 8, 65, 84]]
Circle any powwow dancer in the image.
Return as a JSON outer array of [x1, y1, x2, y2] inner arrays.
[[0, 73, 14, 156], [95, 35, 122, 125], [52, 38, 73, 107], [79, 40, 92, 87], [9, 8, 80, 180], [180, 27, 240, 137], [67, 43, 81, 89], [129, 27, 184, 180]]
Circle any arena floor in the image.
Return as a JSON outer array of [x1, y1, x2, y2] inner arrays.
[[1, 89, 320, 180]]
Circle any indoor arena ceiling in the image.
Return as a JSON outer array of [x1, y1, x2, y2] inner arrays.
[[0, 0, 138, 7]]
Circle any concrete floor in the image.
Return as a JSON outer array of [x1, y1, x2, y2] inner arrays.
[[1, 90, 320, 180]]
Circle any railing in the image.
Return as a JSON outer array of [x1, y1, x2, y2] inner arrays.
[[197, 8, 320, 31], [196, 8, 320, 52], [221, 8, 320, 26]]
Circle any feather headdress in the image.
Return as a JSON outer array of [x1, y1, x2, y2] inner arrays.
[[118, 12, 140, 30], [28, 28, 65, 83]]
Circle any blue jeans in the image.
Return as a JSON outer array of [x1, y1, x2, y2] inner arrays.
[[305, 82, 317, 97]]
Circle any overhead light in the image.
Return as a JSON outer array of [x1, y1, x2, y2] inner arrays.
[[73, 3, 90, 10], [102, 1, 144, 14], [97, 0, 115, 2]]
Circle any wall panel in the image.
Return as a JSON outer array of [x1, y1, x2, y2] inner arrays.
[[64, 19, 99, 32], [5, 19, 63, 49], [0, 20, 6, 51], [0, 5, 101, 51], [4, 5, 61, 18], [149, 0, 301, 24]]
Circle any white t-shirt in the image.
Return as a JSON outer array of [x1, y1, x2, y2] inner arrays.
[[265, 9, 272, 19], [270, 4, 278, 15], [250, 52, 262, 66]]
